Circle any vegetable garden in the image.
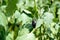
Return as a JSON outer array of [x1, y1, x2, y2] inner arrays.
[[0, 0, 60, 40]]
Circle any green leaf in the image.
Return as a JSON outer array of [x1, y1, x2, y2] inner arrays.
[[21, 13, 32, 25], [16, 0, 34, 10], [0, 25, 5, 40], [57, 9, 60, 22], [50, 27, 57, 34], [55, 24, 60, 31], [0, 10, 7, 27], [36, 19, 43, 28], [13, 10, 21, 18], [18, 28, 29, 36], [6, 31, 14, 40], [6, 0, 18, 16], [43, 12, 54, 26], [1, 5, 6, 13], [16, 33, 35, 40], [13, 10, 22, 23]]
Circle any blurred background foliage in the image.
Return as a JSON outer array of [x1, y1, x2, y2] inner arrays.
[[0, 0, 60, 40]]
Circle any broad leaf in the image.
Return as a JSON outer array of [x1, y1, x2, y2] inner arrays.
[[21, 13, 32, 25], [36, 19, 43, 28], [16, 33, 35, 40], [0, 10, 7, 27], [18, 28, 29, 36], [6, 0, 18, 16], [6, 31, 14, 40], [43, 12, 54, 27]]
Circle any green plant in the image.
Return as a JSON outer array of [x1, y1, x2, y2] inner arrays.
[[0, 0, 60, 40]]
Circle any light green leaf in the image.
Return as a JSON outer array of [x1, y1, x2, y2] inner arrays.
[[18, 28, 29, 36], [57, 9, 60, 23], [16, 0, 34, 10], [16, 33, 35, 40], [13, 10, 22, 23], [1, 5, 6, 12], [50, 27, 57, 34], [21, 13, 32, 25], [36, 19, 43, 28], [13, 10, 21, 18], [0, 10, 7, 27], [6, 31, 14, 40], [55, 24, 60, 31], [43, 12, 54, 26]]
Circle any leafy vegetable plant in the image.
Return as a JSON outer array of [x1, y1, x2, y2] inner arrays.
[[0, 0, 60, 40]]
